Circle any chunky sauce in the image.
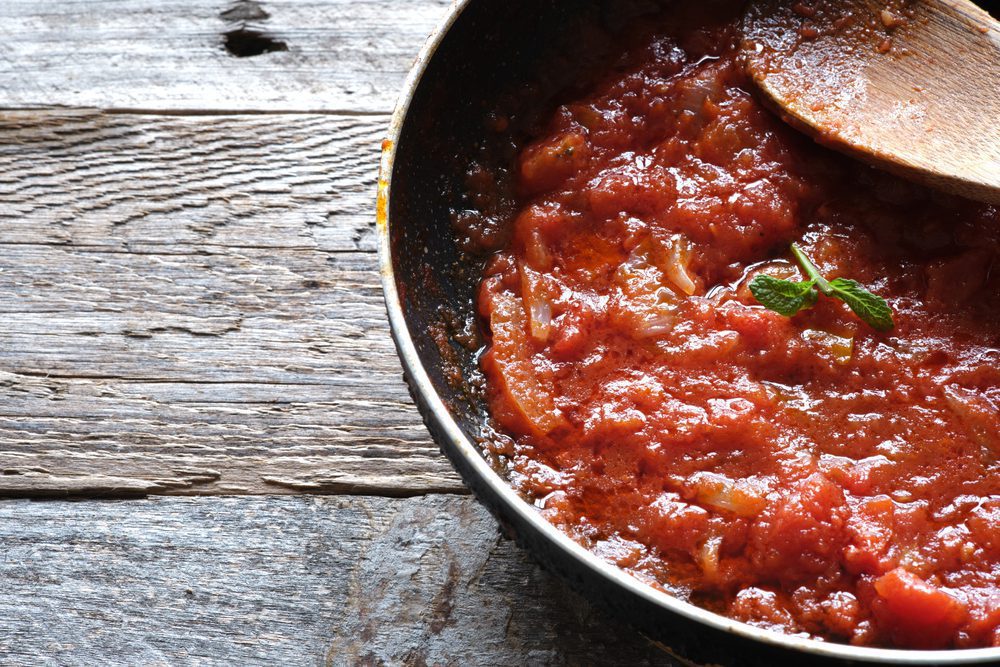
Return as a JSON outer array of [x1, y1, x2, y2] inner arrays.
[[477, 3, 1000, 649]]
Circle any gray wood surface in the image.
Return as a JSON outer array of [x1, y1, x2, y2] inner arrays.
[[0, 0, 451, 112], [0, 495, 673, 666], [0, 0, 681, 664], [0, 99, 460, 497]]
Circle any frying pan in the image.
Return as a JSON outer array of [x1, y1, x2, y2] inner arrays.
[[377, 1, 1000, 663]]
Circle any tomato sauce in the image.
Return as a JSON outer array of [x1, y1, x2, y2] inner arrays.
[[476, 2, 1000, 649]]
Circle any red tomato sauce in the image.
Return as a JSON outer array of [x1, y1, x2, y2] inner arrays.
[[476, 2, 1000, 649]]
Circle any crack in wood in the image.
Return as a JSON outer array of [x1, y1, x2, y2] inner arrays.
[[121, 319, 244, 339], [260, 475, 469, 498], [0, 470, 217, 498], [427, 559, 460, 634], [222, 28, 289, 58]]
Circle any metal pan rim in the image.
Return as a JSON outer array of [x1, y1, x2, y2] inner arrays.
[[376, 2, 1000, 662]]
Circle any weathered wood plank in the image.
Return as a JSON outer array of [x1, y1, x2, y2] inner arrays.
[[0, 0, 450, 112], [0, 495, 677, 666], [0, 110, 464, 495], [0, 110, 384, 252]]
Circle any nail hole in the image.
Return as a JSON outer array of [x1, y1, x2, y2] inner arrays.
[[223, 28, 288, 58]]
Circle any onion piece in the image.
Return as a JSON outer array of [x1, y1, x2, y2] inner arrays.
[[486, 290, 567, 436], [519, 263, 553, 342], [689, 472, 767, 517], [674, 70, 725, 115], [658, 233, 698, 295], [635, 310, 676, 337], [802, 329, 854, 366], [697, 534, 724, 582], [612, 242, 682, 338], [524, 227, 552, 272]]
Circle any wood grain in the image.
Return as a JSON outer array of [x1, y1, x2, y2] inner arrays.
[[0, 495, 676, 666], [0, 0, 451, 112], [742, 0, 1000, 203], [0, 110, 464, 495], [0, 110, 384, 251]]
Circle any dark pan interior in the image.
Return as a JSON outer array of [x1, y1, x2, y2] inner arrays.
[[384, 2, 993, 664]]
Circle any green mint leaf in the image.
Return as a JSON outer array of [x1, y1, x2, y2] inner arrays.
[[749, 275, 818, 316], [828, 278, 895, 331], [753, 244, 896, 332]]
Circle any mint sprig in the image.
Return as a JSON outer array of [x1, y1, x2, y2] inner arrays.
[[749, 243, 894, 331]]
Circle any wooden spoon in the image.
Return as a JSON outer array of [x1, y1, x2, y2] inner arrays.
[[741, 0, 1000, 204]]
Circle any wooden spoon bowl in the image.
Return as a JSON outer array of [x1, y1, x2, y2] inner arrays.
[[742, 0, 1000, 204]]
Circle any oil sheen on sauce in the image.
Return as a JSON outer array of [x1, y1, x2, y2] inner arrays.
[[476, 2, 1000, 649]]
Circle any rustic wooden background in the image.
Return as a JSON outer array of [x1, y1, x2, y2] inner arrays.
[[0, 1, 678, 664]]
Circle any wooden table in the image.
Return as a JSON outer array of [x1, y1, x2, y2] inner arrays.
[[0, 2, 678, 664]]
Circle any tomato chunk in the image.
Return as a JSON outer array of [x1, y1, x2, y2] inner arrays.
[[873, 568, 968, 649]]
